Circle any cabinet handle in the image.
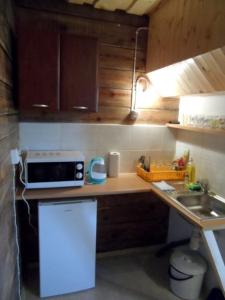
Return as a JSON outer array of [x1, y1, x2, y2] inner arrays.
[[72, 106, 88, 110], [32, 104, 49, 108]]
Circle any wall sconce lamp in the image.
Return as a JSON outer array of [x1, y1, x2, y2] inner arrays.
[[130, 75, 150, 120]]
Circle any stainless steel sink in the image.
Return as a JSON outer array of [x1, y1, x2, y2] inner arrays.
[[175, 193, 225, 219]]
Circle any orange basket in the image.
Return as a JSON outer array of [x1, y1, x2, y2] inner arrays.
[[136, 166, 185, 182]]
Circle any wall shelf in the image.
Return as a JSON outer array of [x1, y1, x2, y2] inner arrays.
[[166, 123, 225, 136]]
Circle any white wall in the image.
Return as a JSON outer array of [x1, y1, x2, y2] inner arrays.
[[177, 94, 225, 197], [19, 123, 176, 173], [175, 130, 225, 196], [179, 94, 225, 122], [174, 130, 225, 292], [171, 94, 225, 293]]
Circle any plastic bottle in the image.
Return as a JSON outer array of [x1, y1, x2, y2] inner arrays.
[[187, 158, 196, 183], [184, 171, 189, 185], [183, 149, 190, 168]]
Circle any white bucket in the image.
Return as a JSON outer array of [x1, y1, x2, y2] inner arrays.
[[169, 249, 207, 300]]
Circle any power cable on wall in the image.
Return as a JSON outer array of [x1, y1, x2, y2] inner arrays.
[[11, 150, 37, 300], [12, 165, 22, 300]]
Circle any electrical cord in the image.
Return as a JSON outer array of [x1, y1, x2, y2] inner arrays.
[[19, 158, 37, 235], [12, 150, 37, 300], [12, 165, 22, 300]]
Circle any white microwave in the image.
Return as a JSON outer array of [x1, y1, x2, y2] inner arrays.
[[24, 151, 85, 189]]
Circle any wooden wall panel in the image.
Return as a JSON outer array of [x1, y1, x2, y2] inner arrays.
[[0, 114, 17, 140], [99, 45, 145, 71], [0, 82, 14, 112], [0, 46, 12, 86], [0, 186, 18, 300], [138, 97, 179, 110], [147, 0, 225, 72], [16, 2, 179, 124], [20, 107, 178, 124], [99, 88, 131, 108], [100, 69, 132, 90], [0, 19, 12, 57], [148, 46, 225, 97], [0, 1, 19, 300]]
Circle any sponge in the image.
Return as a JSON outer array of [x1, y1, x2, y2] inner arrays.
[[187, 183, 202, 191]]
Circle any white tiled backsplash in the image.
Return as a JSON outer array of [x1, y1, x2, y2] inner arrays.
[[19, 123, 176, 173], [176, 93, 225, 197]]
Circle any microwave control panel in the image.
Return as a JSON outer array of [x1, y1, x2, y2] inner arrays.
[[75, 162, 84, 180]]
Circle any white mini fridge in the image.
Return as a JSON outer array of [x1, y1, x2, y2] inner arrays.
[[38, 199, 97, 298]]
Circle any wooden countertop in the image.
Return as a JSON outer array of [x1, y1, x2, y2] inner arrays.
[[16, 173, 225, 230], [16, 173, 151, 200]]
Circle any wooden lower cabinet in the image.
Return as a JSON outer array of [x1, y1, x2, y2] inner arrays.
[[97, 192, 169, 252], [17, 192, 169, 266]]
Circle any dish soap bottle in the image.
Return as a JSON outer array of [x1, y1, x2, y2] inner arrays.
[[187, 158, 196, 183]]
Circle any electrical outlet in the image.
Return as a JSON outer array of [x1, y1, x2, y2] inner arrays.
[[10, 149, 21, 165]]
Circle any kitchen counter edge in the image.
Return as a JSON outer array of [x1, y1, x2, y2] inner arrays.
[[16, 173, 225, 230]]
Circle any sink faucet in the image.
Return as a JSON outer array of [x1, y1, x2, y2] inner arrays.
[[199, 179, 209, 194]]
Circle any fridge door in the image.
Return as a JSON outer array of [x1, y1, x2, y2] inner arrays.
[[38, 199, 97, 297]]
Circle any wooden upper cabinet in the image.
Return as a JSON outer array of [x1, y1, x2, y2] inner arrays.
[[60, 33, 99, 112], [17, 25, 59, 112], [146, 0, 225, 72]]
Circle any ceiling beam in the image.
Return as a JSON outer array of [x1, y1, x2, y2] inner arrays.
[[127, 0, 162, 16], [126, 0, 139, 12], [94, 0, 134, 12], [15, 0, 149, 27]]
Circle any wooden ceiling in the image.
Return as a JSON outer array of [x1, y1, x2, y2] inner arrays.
[[66, 0, 162, 15], [147, 46, 225, 97]]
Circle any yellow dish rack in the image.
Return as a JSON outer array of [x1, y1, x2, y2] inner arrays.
[[136, 166, 185, 182]]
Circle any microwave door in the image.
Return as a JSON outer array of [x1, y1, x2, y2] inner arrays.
[[27, 162, 76, 183]]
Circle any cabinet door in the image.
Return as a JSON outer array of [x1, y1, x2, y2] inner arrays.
[[97, 192, 169, 252], [17, 26, 59, 112], [60, 34, 99, 112]]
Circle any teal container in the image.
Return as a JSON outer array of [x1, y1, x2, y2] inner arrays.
[[87, 157, 106, 184]]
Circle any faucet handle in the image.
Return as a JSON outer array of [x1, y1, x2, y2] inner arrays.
[[199, 179, 209, 193]]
